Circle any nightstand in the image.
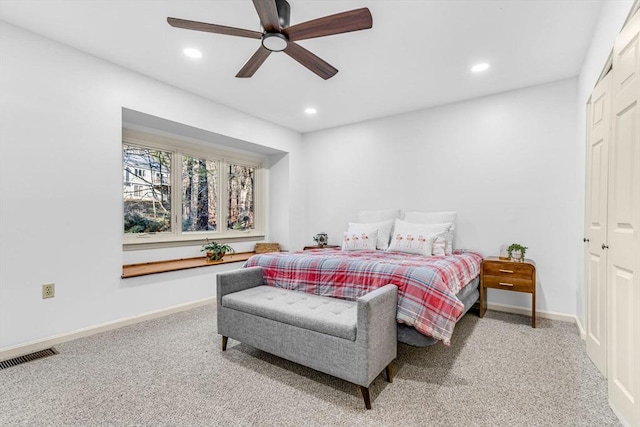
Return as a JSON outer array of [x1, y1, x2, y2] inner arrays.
[[303, 245, 340, 250], [479, 256, 537, 328]]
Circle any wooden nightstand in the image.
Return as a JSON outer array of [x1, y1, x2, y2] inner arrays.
[[479, 256, 537, 328], [303, 245, 340, 250]]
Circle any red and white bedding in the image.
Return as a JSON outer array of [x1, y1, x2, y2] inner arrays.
[[244, 249, 483, 345]]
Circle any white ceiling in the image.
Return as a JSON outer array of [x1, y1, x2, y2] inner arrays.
[[0, 0, 603, 133]]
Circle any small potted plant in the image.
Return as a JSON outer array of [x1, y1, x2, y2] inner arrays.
[[507, 243, 528, 262], [201, 239, 235, 262]]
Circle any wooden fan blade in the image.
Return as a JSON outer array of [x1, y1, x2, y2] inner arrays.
[[283, 8, 372, 42], [236, 46, 272, 78], [167, 17, 262, 39], [252, 0, 280, 32], [284, 42, 338, 80]]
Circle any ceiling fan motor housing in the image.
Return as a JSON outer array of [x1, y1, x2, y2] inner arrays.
[[276, 0, 291, 28]]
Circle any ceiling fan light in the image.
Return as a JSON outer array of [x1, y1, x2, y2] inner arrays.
[[262, 33, 288, 52]]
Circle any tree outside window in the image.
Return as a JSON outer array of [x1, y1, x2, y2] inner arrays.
[[123, 145, 171, 233], [227, 164, 255, 231], [182, 156, 218, 232]]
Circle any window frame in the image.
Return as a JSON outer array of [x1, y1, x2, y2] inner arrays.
[[122, 129, 265, 248]]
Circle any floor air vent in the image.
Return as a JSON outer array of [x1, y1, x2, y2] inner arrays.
[[0, 348, 58, 370]]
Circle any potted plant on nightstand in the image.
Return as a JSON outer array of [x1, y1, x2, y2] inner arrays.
[[507, 243, 528, 262], [201, 240, 235, 262]]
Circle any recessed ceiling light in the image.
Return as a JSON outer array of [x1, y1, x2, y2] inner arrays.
[[471, 62, 490, 73], [183, 48, 203, 59], [304, 107, 317, 115]]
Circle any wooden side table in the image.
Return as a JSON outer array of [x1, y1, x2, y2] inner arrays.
[[480, 256, 537, 328], [303, 245, 340, 250]]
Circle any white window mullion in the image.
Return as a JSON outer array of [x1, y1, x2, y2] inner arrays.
[[173, 151, 181, 237], [219, 159, 228, 234]]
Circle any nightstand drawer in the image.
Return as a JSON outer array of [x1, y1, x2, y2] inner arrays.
[[482, 262, 534, 278], [483, 275, 534, 293]]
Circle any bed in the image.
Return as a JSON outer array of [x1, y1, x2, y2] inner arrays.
[[243, 248, 483, 346]]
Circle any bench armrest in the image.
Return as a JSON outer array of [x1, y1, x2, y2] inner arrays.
[[356, 284, 398, 384], [357, 284, 398, 333], [216, 266, 265, 307]]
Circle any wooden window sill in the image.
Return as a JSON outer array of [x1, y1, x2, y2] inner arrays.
[[122, 252, 254, 278]]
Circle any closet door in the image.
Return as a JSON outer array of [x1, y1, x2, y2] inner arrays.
[[608, 9, 639, 426], [585, 72, 612, 376]]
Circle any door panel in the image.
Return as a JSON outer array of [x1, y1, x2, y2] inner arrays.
[[610, 266, 633, 399], [587, 254, 604, 347], [608, 9, 639, 426], [586, 73, 612, 376]]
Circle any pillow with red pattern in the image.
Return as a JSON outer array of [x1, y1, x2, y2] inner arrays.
[[342, 230, 378, 251]]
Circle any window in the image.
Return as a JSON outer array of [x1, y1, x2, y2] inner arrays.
[[122, 130, 264, 245], [227, 163, 255, 231], [123, 146, 172, 234], [181, 155, 218, 232]]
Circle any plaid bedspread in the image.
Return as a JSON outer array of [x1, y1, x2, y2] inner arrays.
[[244, 249, 483, 345]]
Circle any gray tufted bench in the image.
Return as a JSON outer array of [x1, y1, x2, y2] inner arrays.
[[217, 266, 398, 409]]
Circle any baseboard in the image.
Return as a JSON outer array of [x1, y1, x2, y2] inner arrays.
[[574, 316, 586, 340], [0, 297, 215, 362], [486, 302, 576, 323], [610, 404, 633, 427]]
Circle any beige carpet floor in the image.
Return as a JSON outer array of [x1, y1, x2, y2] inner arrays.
[[0, 305, 620, 426]]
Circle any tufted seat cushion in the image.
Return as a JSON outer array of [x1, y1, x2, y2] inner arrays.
[[221, 286, 358, 341]]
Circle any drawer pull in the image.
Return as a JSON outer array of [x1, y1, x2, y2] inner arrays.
[[499, 282, 514, 287], [499, 269, 514, 274]]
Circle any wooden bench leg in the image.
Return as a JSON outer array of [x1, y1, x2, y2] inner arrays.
[[222, 336, 228, 351], [360, 386, 372, 410], [385, 362, 394, 383]]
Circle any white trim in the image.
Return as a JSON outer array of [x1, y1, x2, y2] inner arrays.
[[123, 129, 267, 162], [610, 404, 633, 427], [623, 0, 640, 29], [486, 302, 576, 323], [0, 297, 215, 362], [575, 315, 586, 340], [487, 303, 587, 339]]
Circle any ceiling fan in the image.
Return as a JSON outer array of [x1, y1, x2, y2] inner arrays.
[[167, 0, 373, 80]]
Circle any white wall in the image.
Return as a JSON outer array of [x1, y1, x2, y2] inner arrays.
[[302, 78, 579, 315], [574, 0, 635, 326], [0, 22, 303, 350]]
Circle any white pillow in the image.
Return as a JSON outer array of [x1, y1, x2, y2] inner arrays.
[[357, 208, 402, 223], [430, 222, 455, 256], [404, 211, 457, 255], [342, 230, 378, 251], [388, 230, 438, 256], [347, 220, 393, 250], [432, 235, 447, 256], [386, 219, 449, 256]]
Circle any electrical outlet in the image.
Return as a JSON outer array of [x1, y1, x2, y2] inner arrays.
[[42, 283, 55, 299]]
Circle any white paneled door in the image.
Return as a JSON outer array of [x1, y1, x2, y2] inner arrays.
[[586, 72, 612, 377], [608, 9, 639, 427]]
